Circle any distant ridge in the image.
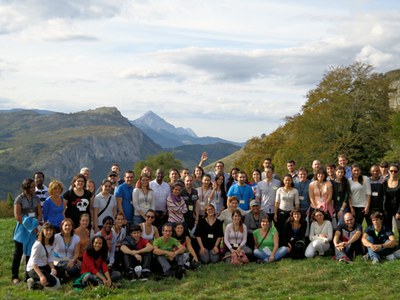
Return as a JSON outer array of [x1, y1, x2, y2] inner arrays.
[[131, 111, 244, 148]]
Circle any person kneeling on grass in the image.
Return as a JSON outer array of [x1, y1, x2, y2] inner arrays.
[[333, 212, 362, 263], [361, 211, 400, 264], [26, 223, 61, 290], [74, 236, 120, 288], [253, 215, 288, 263], [153, 223, 186, 279], [121, 224, 153, 281]]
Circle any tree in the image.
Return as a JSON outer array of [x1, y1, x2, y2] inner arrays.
[[235, 62, 392, 176], [133, 152, 183, 180], [7, 192, 13, 209]]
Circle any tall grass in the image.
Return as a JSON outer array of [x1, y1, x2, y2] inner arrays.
[[0, 218, 398, 300]]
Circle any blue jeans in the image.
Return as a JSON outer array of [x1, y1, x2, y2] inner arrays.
[[253, 246, 288, 262], [366, 236, 393, 261]]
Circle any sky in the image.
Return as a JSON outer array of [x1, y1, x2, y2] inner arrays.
[[1, 0, 399, 142]]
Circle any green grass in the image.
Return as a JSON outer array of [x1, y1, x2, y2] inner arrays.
[[1, 217, 399, 299]]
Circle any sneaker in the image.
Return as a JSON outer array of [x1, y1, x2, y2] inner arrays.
[[338, 256, 351, 264], [362, 253, 369, 261], [372, 257, 380, 264], [175, 268, 184, 280], [392, 249, 400, 259], [27, 278, 35, 290], [386, 254, 396, 261], [134, 266, 142, 279], [12, 278, 20, 285]]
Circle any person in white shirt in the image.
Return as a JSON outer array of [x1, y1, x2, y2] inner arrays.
[[149, 169, 170, 227]]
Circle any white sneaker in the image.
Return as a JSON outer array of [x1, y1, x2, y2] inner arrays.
[[27, 278, 35, 290], [134, 266, 142, 279]]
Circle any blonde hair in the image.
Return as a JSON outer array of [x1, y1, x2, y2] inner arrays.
[[48, 180, 64, 196]]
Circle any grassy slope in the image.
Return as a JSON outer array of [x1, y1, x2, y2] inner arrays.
[[0, 218, 398, 300]]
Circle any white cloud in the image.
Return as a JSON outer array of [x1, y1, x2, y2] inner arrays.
[[1, 0, 400, 141]]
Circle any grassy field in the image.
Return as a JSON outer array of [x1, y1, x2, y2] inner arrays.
[[1, 217, 399, 300]]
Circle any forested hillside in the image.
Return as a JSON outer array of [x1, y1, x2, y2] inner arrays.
[[234, 62, 400, 176]]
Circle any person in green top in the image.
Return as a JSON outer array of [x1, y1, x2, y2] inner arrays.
[[253, 216, 288, 263], [153, 223, 185, 278]]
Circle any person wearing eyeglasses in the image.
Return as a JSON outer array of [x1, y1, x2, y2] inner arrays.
[[305, 209, 333, 258], [383, 163, 400, 239], [139, 209, 160, 243]]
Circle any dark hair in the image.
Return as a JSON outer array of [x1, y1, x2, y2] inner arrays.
[[281, 174, 294, 187], [227, 168, 240, 190], [193, 166, 205, 180], [162, 222, 173, 232], [34, 171, 45, 179], [124, 170, 134, 177], [252, 168, 262, 177], [313, 167, 327, 182], [370, 211, 383, 220], [231, 209, 244, 232], [60, 218, 75, 236], [38, 222, 55, 246], [20, 178, 34, 193], [169, 168, 180, 176], [389, 163, 399, 171], [214, 161, 225, 168], [102, 216, 114, 226], [101, 179, 111, 186], [335, 166, 349, 192], [311, 208, 326, 222], [351, 164, 363, 184], [87, 236, 108, 261], [129, 224, 142, 233], [326, 163, 336, 169], [201, 174, 212, 188], [214, 172, 227, 204], [70, 174, 87, 188], [287, 160, 296, 165], [288, 208, 303, 224]]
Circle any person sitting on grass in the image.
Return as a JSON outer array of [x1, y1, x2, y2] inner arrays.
[[362, 211, 400, 264], [305, 209, 333, 258], [75, 236, 120, 288], [26, 223, 60, 290], [333, 212, 362, 263], [172, 222, 200, 270], [153, 223, 186, 279], [253, 215, 288, 263], [120, 224, 153, 281], [53, 218, 81, 283], [95, 216, 117, 270]]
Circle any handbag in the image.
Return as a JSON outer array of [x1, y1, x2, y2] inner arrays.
[[228, 249, 249, 265]]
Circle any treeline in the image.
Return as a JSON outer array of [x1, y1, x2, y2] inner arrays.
[[235, 62, 400, 175]]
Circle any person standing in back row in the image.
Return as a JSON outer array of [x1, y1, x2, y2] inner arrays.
[[227, 171, 254, 210], [115, 171, 135, 226]]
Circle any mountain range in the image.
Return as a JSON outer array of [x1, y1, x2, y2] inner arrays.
[[131, 110, 244, 148], [0, 107, 242, 199]]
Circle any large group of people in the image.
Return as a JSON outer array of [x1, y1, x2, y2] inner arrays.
[[11, 154, 400, 290]]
